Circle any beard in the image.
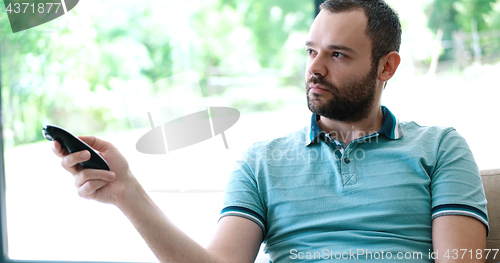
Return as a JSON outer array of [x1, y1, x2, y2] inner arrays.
[[306, 65, 378, 123]]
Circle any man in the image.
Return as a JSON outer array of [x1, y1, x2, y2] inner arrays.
[[53, 0, 488, 262]]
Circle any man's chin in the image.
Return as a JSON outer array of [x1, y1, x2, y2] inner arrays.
[[308, 90, 333, 100], [307, 99, 325, 116]]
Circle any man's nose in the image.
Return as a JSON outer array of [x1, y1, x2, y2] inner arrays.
[[307, 55, 327, 77]]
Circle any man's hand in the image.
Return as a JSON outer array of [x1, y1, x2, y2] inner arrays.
[[52, 135, 137, 206]]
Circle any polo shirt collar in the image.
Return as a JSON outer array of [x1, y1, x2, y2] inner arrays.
[[305, 106, 403, 146]]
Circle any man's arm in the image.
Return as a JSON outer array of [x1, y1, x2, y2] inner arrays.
[[53, 136, 263, 263], [432, 215, 487, 263], [117, 184, 263, 263], [207, 216, 264, 262]]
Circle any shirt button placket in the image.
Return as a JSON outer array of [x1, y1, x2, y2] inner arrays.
[[341, 146, 357, 186]]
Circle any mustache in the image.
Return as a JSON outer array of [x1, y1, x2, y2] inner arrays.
[[307, 75, 335, 92]]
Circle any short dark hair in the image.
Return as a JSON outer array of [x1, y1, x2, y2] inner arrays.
[[320, 0, 402, 66]]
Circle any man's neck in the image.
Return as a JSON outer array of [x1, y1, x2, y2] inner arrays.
[[317, 105, 384, 145]]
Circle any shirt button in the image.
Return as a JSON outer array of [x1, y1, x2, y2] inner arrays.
[[344, 157, 351, 164]]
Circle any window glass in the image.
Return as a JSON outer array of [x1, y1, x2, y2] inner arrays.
[[382, 0, 500, 170]]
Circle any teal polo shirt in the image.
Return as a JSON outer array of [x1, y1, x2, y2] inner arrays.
[[220, 106, 489, 262]]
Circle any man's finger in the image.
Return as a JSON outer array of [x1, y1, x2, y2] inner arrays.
[[74, 169, 115, 188], [60, 150, 90, 174], [52, 140, 68, 157], [78, 136, 115, 153], [77, 179, 109, 199]]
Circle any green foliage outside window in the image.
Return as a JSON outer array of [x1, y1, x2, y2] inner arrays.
[[426, 0, 500, 60], [0, 0, 313, 147]]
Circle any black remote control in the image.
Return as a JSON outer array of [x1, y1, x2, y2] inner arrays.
[[43, 125, 110, 171]]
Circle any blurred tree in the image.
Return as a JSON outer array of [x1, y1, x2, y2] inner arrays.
[[222, 0, 314, 68], [0, 3, 71, 145], [484, 0, 500, 28], [427, 0, 497, 35], [426, 0, 498, 59], [190, 0, 314, 98], [0, 0, 176, 146]]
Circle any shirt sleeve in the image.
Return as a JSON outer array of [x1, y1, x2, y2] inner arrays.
[[219, 146, 267, 235], [430, 128, 489, 235]]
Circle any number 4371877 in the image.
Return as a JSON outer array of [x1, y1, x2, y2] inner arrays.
[[442, 249, 499, 260], [5, 2, 62, 14]]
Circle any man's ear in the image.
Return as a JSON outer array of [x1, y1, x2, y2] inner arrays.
[[378, 51, 401, 82]]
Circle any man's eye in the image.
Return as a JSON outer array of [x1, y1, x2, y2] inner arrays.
[[333, 52, 344, 58]]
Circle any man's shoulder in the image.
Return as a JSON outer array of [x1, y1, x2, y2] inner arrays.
[[244, 127, 308, 158], [251, 126, 307, 148], [398, 121, 471, 154], [400, 121, 458, 138]]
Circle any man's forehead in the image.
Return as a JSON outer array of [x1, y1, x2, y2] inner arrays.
[[306, 9, 370, 51]]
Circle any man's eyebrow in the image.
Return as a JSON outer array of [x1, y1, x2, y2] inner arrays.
[[305, 41, 355, 53]]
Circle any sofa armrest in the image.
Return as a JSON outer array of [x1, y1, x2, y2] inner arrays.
[[481, 169, 500, 263]]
